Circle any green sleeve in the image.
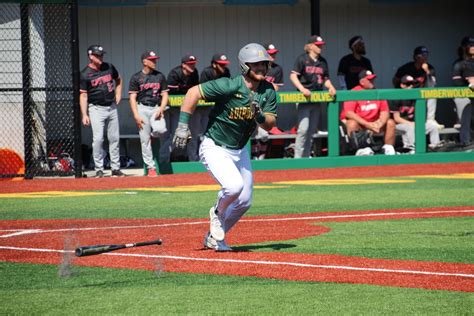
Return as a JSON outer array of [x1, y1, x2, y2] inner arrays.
[[199, 77, 234, 102]]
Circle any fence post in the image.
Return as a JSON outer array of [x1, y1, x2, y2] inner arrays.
[[328, 101, 339, 157], [70, 0, 82, 178], [20, 3, 34, 179], [414, 99, 427, 153]]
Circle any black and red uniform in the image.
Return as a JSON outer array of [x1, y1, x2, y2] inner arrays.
[[291, 53, 329, 91], [167, 66, 199, 95], [200, 66, 230, 83], [128, 70, 168, 106], [265, 63, 284, 88], [80, 62, 119, 106], [337, 54, 373, 90], [393, 62, 435, 88]]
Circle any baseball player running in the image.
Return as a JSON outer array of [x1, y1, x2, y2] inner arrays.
[[128, 50, 169, 177], [172, 43, 277, 251], [80, 45, 124, 178]]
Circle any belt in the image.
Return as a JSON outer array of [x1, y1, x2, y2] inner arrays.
[[139, 103, 158, 107], [90, 102, 112, 107]]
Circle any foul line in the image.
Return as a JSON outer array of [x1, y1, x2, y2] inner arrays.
[[0, 245, 473, 279], [0, 209, 473, 238]]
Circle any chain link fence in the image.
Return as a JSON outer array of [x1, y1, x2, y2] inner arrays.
[[0, 1, 81, 179]]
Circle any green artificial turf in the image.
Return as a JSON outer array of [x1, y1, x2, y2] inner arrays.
[[1, 175, 473, 314], [0, 262, 472, 315], [0, 178, 472, 220], [235, 217, 474, 263]]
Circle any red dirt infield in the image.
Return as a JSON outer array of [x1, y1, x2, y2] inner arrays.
[[1, 207, 473, 292], [0, 162, 473, 292], [1, 162, 473, 193]]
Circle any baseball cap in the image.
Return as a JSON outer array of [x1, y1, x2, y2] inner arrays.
[[264, 43, 279, 55], [211, 53, 230, 65], [141, 50, 159, 61], [307, 35, 325, 46], [181, 54, 197, 64], [461, 36, 474, 47], [359, 70, 376, 80], [414, 46, 429, 56], [401, 75, 417, 85], [87, 45, 105, 56], [348, 35, 363, 49]]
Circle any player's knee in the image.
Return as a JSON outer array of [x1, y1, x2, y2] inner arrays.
[[224, 181, 244, 199]]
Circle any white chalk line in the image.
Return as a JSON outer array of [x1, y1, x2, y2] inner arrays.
[[0, 209, 473, 238], [0, 245, 473, 279]]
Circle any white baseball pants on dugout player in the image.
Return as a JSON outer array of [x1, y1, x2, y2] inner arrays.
[[89, 103, 121, 171], [137, 103, 167, 170], [199, 136, 253, 233], [395, 120, 440, 149], [295, 102, 322, 158]]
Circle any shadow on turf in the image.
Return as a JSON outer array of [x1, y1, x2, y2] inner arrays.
[[231, 243, 297, 252]]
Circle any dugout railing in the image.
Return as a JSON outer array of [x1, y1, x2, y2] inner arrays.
[[159, 87, 474, 174]]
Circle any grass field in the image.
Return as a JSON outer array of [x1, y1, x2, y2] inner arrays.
[[0, 165, 473, 314]]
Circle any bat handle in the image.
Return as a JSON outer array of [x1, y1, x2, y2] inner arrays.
[[134, 239, 163, 247]]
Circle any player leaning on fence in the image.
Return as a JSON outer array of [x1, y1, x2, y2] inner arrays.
[[80, 45, 125, 178], [172, 43, 277, 251], [290, 35, 337, 158]]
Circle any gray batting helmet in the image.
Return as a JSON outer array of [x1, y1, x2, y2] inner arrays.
[[238, 43, 271, 75]]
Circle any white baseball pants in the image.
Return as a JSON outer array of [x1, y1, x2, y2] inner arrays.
[[199, 136, 253, 233]]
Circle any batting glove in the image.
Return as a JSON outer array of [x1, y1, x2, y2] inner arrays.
[[172, 122, 191, 150], [250, 100, 266, 124]]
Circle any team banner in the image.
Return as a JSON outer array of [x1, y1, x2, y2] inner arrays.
[[168, 87, 473, 107]]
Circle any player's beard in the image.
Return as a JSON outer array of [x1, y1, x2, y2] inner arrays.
[[248, 66, 268, 81], [357, 47, 366, 55], [248, 71, 266, 81]]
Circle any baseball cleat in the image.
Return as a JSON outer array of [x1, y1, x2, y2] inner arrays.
[[209, 205, 225, 241], [203, 232, 233, 252]]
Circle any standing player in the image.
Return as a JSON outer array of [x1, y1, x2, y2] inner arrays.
[[200, 53, 231, 83], [252, 43, 284, 160], [393, 46, 443, 129], [452, 37, 474, 148], [160, 54, 200, 162], [264, 43, 284, 90], [290, 35, 337, 158], [80, 45, 125, 178], [337, 35, 374, 90], [128, 50, 169, 177], [172, 43, 277, 251]]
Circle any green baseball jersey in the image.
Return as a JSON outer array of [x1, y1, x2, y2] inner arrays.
[[199, 75, 277, 149]]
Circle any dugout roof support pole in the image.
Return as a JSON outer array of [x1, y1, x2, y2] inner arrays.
[[310, 0, 320, 35], [20, 3, 34, 180], [70, 0, 83, 178]]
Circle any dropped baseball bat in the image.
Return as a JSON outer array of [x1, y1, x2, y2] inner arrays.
[[75, 239, 162, 257]]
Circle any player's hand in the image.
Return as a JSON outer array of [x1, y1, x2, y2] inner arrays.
[[172, 122, 191, 150], [328, 86, 337, 97], [250, 100, 266, 124], [301, 88, 311, 98], [134, 116, 144, 130], [154, 108, 164, 120], [82, 115, 90, 126], [421, 63, 430, 74]]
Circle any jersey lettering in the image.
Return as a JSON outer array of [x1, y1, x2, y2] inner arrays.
[[228, 107, 253, 120], [304, 66, 324, 75], [91, 74, 113, 87], [360, 103, 378, 111]]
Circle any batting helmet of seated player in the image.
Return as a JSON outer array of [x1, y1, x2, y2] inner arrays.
[[238, 43, 271, 75]]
